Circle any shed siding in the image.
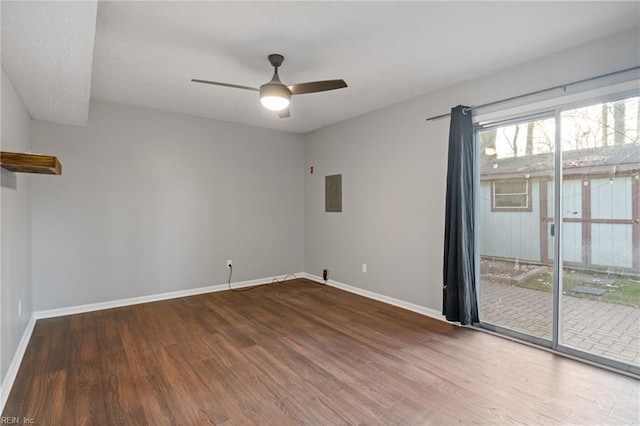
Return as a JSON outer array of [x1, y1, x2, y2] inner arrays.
[[479, 180, 541, 262], [591, 177, 632, 220], [561, 222, 583, 263], [484, 176, 636, 271], [591, 224, 633, 268], [563, 179, 582, 219]]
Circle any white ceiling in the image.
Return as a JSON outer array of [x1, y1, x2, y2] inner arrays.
[[3, 2, 639, 133], [1, 0, 97, 126]]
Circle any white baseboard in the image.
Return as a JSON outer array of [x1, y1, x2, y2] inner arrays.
[[302, 273, 450, 324], [0, 314, 36, 414], [34, 273, 304, 320]]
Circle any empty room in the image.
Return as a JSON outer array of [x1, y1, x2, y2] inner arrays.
[[1, 1, 639, 424]]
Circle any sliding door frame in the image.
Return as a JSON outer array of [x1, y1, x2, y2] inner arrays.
[[475, 89, 640, 377], [475, 111, 556, 348]]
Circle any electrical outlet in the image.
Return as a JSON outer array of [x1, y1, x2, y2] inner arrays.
[[362, 263, 367, 273], [323, 268, 328, 281], [227, 260, 232, 268], [18, 300, 22, 317]]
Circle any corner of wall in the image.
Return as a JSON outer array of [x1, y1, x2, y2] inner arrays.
[[1, 67, 34, 394]]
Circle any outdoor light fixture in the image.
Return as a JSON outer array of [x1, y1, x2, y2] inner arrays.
[[485, 147, 497, 156], [260, 83, 291, 111]]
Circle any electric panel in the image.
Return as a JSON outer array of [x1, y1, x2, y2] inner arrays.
[[325, 174, 342, 212]]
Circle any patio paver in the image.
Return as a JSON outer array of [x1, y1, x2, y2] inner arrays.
[[480, 279, 640, 367]]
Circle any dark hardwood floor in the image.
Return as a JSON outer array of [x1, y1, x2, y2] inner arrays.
[[3, 279, 639, 425]]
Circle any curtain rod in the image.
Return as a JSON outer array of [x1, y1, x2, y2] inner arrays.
[[425, 65, 640, 122]]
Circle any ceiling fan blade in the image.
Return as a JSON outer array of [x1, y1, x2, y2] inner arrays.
[[288, 79, 347, 95], [191, 79, 260, 92], [277, 107, 290, 119]]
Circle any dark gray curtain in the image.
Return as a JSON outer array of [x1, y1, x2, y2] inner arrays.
[[442, 105, 478, 325]]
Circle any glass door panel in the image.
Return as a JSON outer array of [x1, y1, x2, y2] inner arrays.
[[478, 116, 556, 341], [559, 96, 640, 369]]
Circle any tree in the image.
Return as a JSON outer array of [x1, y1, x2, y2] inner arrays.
[[601, 103, 609, 146], [503, 124, 521, 157], [534, 120, 554, 153], [613, 100, 626, 145], [526, 121, 534, 155]]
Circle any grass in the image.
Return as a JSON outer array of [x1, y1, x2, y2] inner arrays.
[[521, 270, 640, 307]]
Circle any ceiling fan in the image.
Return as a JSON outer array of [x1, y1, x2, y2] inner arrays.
[[192, 54, 347, 118]]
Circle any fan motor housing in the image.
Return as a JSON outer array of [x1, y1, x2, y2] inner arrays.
[[268, 54, 285, 68]]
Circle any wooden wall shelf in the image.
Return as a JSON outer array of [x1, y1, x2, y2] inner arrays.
[[0, 151, 62, 175]]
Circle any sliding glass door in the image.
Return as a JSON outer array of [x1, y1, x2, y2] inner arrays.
[[478, 115, 556, 344], [477, 93, 640, 375], [559, 97, 640, 370]]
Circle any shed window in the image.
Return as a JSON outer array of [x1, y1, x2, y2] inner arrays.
[[492, 180, 530, 210]]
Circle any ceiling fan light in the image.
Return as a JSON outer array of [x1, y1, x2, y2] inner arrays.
[[261, 95, 290, 111], [260, 84, 291, 111]]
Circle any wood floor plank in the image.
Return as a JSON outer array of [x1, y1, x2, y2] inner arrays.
[[276, 385, 355, 425], [201, 358, 288, 423], [3, 279, 638, 424], [312, 376, 408, 424], [94, 309, 125, 355], [193, 357, 258, 422], [98, 343, 148, 425], [155, 344, 229, 424], [118, 320, 185, 425], [22, 370, 67, 424], [62, 330, 106, 425], [69, 311, 97, 332], [33, 316, 71, 375]]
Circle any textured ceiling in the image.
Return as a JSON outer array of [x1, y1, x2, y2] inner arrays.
[[1, 1, 97, 126], [2, 2, 639, 133]]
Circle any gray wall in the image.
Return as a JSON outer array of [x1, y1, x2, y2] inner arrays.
[[304, 102, 449, 307], [32, 100, 304, 311], [303, 28, 640, 312], [1, 68, 33, 382]]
